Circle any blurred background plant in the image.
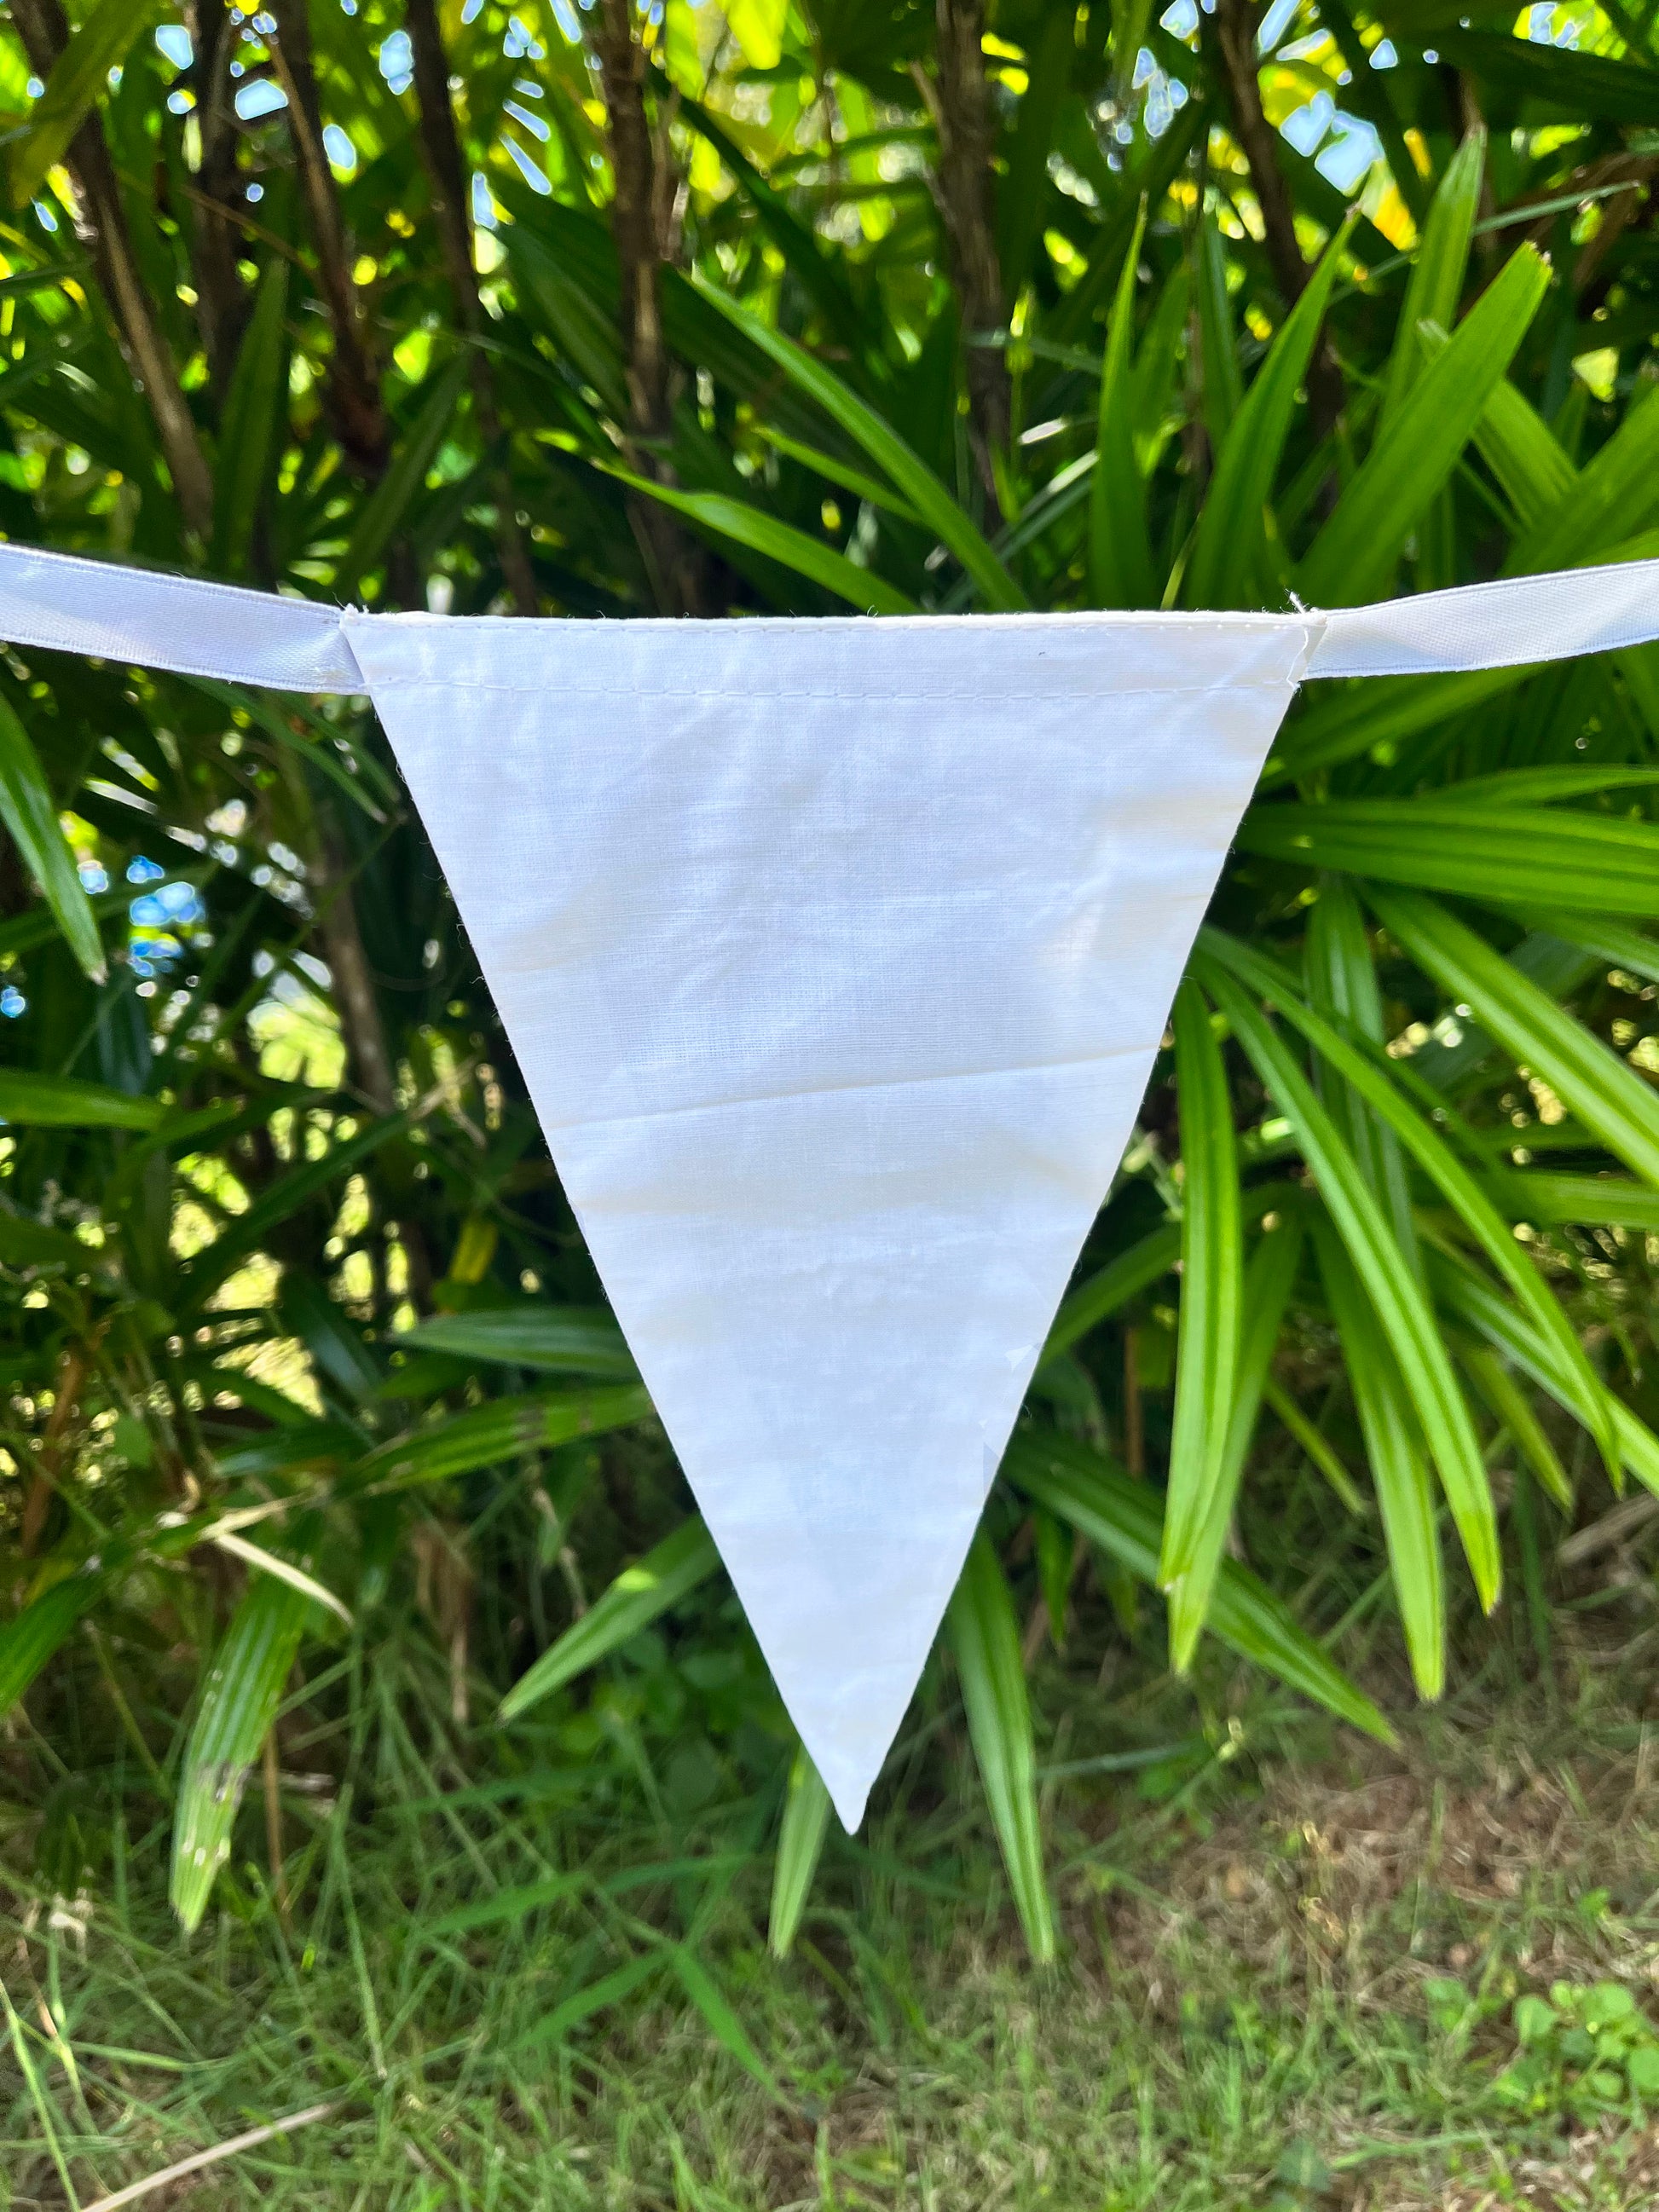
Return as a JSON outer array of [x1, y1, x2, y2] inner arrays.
[[0, 0, 1657, 2029]]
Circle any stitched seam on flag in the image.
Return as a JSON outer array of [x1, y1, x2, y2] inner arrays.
[[349, 609, 1313, 633], [357, 678, 1304, 702], [539, 1039, 1159, 1134]]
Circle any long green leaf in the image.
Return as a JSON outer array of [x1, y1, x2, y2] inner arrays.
[[1261, 1375, 1364, 1513], [1199, 927, 1618, 1476], [1370, 887, 1659, 1189], [171, 1556, 316, 1932], [1511, 375, 1659, 575], [1185, 217, 1355, 610], [0, 1067, 160, 1128], [1270, 662, 1535, 784], [1300, 243, 1546, 606], [336, 356, 469, 599], [1434, 1249, 1659, 1499], [946, 1532, 1055, 1963], [1467, 370, 1578, 532], [0, 690, 103, 980], [1088, 201, 1154, 610], [689, 275, 1028, 611], [1160, 979, 1241, 1590], [600, 464, 917, 615], [398, 1305, 637, 1377], [668, 1948, 785, 2098], [1040, 1222, 1180, 1365], [1527, 910, 1659, 986], [1006, 1432, 1396, 1743], [350, 1384, 652, 1493], [1168, 1213, 1304, 1670], [1203, 966, 1499, 1608], [499, 1517, 720, 1720], [1496, 1172, 1659, 1233], [212, 258, 290, 578], [9, 0, 159, 209], [1304, 880, 1416, 1264], [768, 1742, 832, 1959], [1242, 800, 1659, 916], [0, 1564, 105, 1715], [1313, 1221, 1444, 1697], [1195, 208, 1243, 452], [1461, 1342, 1571, 1511], [1378, 127, 1484, 429], [518, 1951, 662, 2050]]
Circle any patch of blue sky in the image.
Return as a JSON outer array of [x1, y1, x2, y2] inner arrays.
[[1316, 114, 1383, 192], [505, 100, 551, 141], [130, 882, 204, 930], [234, 79, 287, 120], [1280, 90, 1334, 156], [504, 136, 552, 193], [1257, 0, 1300, 49]]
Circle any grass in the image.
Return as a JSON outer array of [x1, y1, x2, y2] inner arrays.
[[6, 1584, 1659, 2210]]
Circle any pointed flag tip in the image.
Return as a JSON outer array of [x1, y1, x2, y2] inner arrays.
[[818, 1764, 873, 1836]]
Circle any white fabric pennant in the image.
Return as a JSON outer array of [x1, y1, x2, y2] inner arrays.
[[2, 542, 1657, 1823], [344, 609, 1316, 1823]]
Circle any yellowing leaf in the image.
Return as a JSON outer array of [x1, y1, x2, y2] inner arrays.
[[725, 0, 786, 69]]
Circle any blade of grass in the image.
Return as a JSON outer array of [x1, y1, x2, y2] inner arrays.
[[946, 1532, 1055, 1963], [769, 1742, 832, 1959]]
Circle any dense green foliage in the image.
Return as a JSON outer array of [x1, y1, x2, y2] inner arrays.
[[0, 0, 1657, 1976]]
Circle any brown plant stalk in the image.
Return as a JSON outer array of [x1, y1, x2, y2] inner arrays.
[[1208, 0, 1344, 432], [916, 0, 1011, 511], [590, 0, 706, 614], [185, 0, 251, 396], [266, 0, 389, 478], [10, 0, 216, 540], [403, 0, 539, 614]]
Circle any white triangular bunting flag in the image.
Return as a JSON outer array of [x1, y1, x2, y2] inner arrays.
[[3, 540, 1657, 1825], [344, 609, 1318, 1825]]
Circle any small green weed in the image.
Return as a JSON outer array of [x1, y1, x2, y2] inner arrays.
[[1495, 1978, 1659, 2124]]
